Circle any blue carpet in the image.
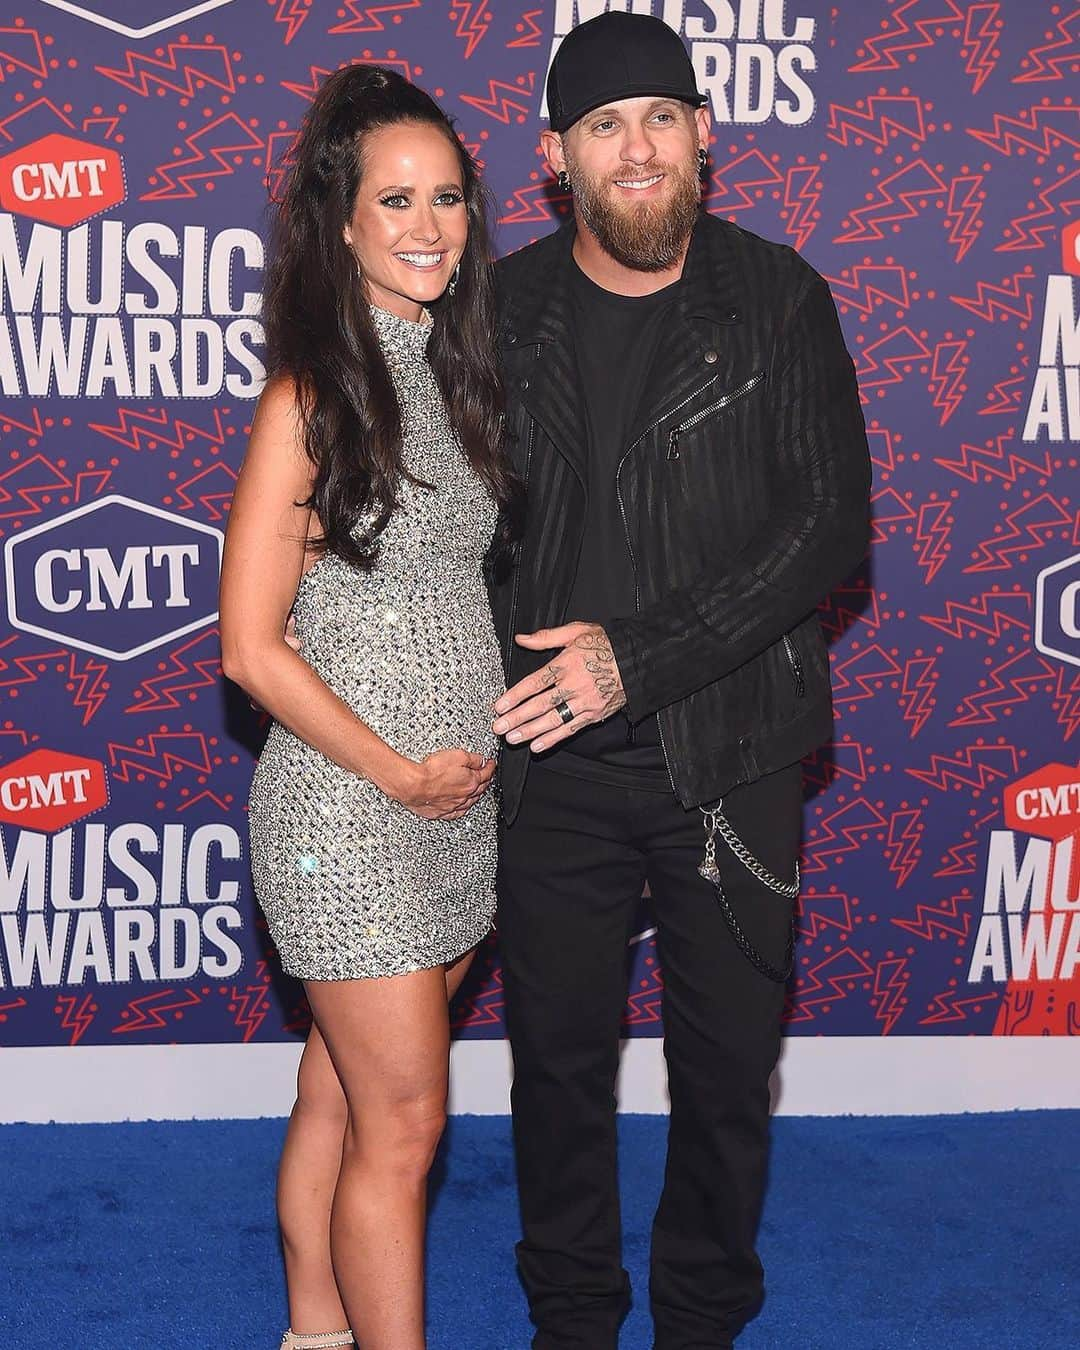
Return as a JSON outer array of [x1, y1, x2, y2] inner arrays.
[[1, 1112, 1077, 1349]]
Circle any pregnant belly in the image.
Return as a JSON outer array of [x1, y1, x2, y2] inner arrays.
[[303, 635, 503, 761]]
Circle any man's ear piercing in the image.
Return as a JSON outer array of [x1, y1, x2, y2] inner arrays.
[[698, 148, 708, 174], [557, 169, 571, 192]]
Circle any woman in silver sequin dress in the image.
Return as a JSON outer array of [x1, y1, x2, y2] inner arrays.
[[219, 66, 519, 1350]]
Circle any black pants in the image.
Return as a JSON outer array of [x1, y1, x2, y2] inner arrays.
[[498, 761, 801, 1350]]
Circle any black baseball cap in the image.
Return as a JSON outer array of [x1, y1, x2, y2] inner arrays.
[[546, 11, 707, 134]]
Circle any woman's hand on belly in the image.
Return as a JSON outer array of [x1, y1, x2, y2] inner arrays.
[[389, 748, 496, 821]]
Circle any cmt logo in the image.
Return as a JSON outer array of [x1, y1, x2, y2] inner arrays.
[[967, 762, 1080, 986], [1005, 762, 1080, 839], [0, 749, 107, 833], [0, 133, 124, 228], [1035, 552, 1080, 669], [4, 495, 223, 661], [35, 1, 236, 40], [1063, 221, 1080, 277]]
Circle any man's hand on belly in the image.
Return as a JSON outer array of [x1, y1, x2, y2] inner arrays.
[[491, 622, 627, 754]]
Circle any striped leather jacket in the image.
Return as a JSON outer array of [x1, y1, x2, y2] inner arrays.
[[489, 214, 871, 823]]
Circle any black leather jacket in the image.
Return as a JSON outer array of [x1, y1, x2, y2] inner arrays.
[[489, 214, 871, 823]]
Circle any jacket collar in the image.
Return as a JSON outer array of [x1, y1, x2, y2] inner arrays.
[[501, 213, 747, 484], [500, 224, 588, 485], [626, 215, 747, 450]]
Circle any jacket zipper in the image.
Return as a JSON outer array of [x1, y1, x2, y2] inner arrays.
[[503, 373, 538, 674], [613, 376, 725, 796], [782, 632, 805, 699], [667, 371, 765, 460]]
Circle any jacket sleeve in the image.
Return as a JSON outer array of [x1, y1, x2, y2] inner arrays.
[[606, 274, 871, 722]]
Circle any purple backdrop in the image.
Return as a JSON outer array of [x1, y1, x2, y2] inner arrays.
[[1, 0, 1078, 1048]]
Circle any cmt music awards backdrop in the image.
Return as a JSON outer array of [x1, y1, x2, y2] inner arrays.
[[1, 1, 1079, 1115]]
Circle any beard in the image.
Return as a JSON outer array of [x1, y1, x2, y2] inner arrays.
[[564, 150, 701, 272]]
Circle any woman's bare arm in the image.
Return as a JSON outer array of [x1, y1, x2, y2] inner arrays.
[[219, 377, 492, 816]]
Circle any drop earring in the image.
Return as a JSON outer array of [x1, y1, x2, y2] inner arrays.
[[447, 262, 460, 298], [557, 169, 571, 193], [698, 147, 708, 175]]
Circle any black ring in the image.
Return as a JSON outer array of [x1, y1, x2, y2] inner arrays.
[[555, 699, 574, 725]]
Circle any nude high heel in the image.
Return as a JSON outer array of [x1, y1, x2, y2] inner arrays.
[[279, 1332, 354, 1348]]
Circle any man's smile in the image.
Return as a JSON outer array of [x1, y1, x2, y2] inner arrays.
[[613, 173, 664, 191]]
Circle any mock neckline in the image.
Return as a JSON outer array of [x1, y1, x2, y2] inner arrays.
[[370, 303, 433, 343]]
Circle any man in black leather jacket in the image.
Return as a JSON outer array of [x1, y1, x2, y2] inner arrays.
[[489, 14, 871, 1349]]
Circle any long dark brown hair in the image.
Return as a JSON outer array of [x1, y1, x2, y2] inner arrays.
[[262, 63, 520, 568]]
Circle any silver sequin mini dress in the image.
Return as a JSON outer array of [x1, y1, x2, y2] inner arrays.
[[247, 305, 502, 981]]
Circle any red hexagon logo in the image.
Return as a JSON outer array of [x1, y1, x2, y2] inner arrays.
[[0, 749, 109, 833], [1063, 221, 1080, 277], [1004, 762, 1080, 841], [0, 133, 125, 227]]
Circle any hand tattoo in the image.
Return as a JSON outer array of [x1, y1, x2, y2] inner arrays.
[[545, 660, 568, 707], [573, 627, 626, 718]]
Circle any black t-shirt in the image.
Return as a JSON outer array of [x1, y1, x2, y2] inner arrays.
[[539, 258, 680, 791]]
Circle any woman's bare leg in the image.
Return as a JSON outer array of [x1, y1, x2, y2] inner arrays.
[[276, 945, 479, 1339], [305, 966, 452, 1350], [277, 1022, 351, 1334]]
